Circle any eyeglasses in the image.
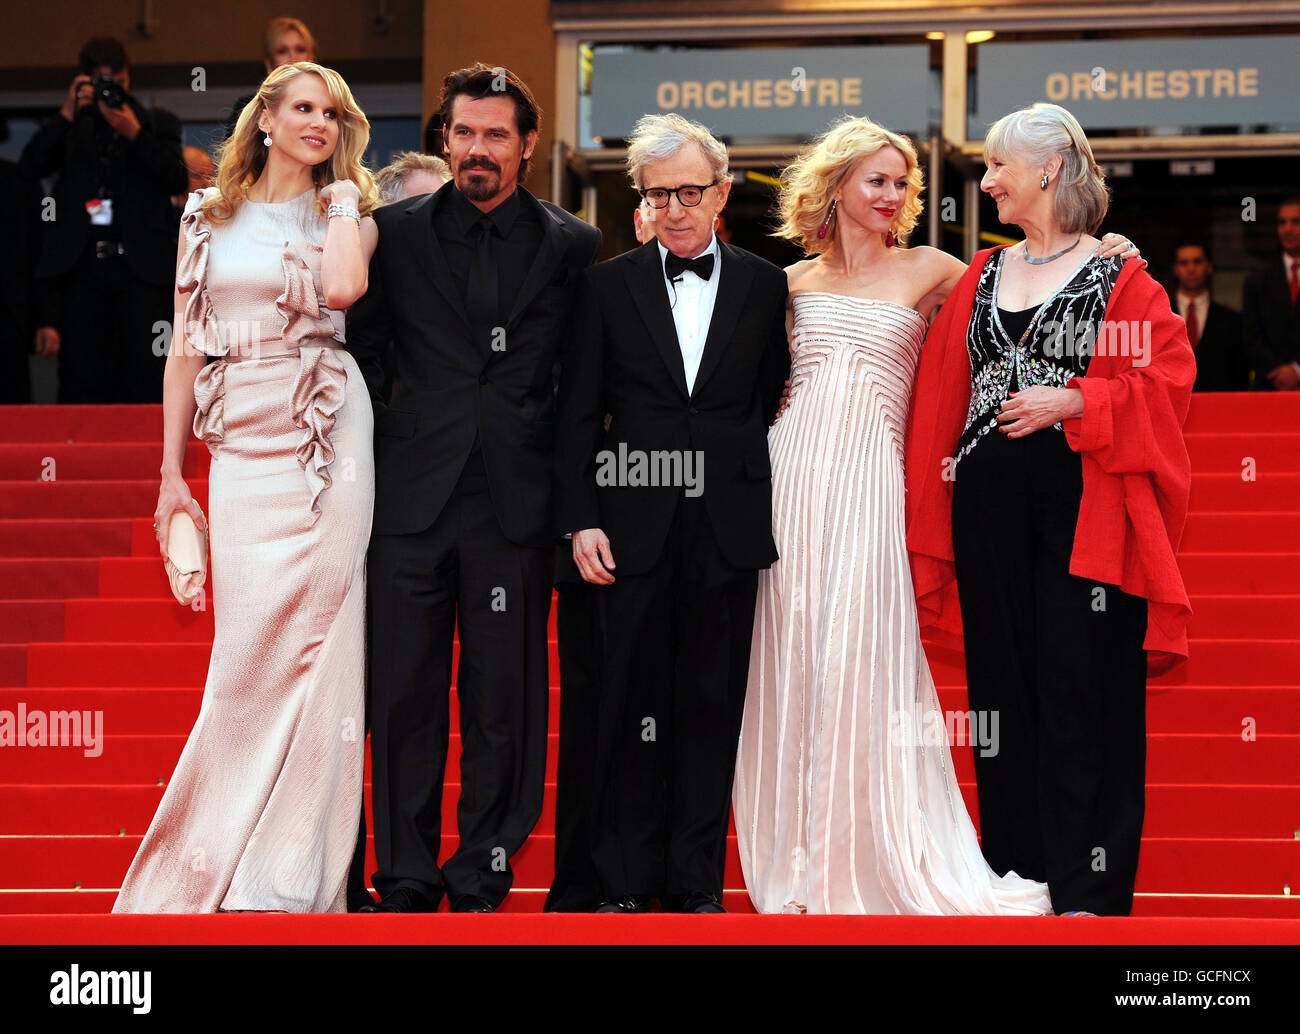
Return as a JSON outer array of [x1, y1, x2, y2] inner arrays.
[[638, 182, 718, 209]]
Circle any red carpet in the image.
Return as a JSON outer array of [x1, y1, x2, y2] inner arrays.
[[0, 396, 1297, 944]]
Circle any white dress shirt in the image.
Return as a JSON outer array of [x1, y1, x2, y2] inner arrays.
[[1175, 290, 1210, 333], [657, 234, 721, 394]]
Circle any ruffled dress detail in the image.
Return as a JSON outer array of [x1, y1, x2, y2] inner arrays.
[[112, 187, 373, 914]]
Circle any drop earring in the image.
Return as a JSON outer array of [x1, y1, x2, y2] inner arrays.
[[817, 199, 838, 240], [1040, 173, 1050, 190], [264, 132, 272, 147], [885, 229, 897, 248]]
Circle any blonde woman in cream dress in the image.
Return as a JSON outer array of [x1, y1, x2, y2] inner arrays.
[[113, 62, 379, 913]]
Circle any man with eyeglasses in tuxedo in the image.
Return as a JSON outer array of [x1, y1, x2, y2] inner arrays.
[[553, 113, 789, 914]]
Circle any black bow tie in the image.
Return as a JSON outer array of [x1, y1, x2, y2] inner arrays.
[[665, 252, 715, 282]]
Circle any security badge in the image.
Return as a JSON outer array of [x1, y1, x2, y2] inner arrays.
[[86, 198, 114, 226]]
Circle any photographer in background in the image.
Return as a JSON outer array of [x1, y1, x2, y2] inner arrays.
[[19, 36, 187, 403]]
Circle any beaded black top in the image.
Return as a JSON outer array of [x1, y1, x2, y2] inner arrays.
[[955, 245, 1123, 466]]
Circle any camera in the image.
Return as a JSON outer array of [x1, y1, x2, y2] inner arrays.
[[90, 74, 126, 109]]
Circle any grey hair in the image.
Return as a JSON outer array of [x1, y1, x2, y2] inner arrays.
[[984, 103, 1110, 235], [626, 113, 729, 189], [376, 151, 451, 204]]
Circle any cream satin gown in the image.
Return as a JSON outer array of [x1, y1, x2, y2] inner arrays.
[[732, 292, 1051, 915], [113, 187, 373, 913]]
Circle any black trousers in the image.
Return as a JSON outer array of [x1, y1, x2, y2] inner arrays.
[[952, 428, 1148, 916], [366, 454, 552, 906], [593, 493, 758, 901], [544, 572, 605, 912], [345, 777, 372, 909], [55, 248, 168, 403]]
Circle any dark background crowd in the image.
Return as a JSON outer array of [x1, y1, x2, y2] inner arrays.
[[2, 24, 1298, 405]]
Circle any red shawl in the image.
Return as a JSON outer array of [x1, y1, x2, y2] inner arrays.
[[904, 247, 1196, 677]]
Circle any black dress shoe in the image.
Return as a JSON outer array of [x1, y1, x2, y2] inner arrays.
[[450, 894, 495, 913], [358, 886, 440, 913], [666, 891, 726, 914], [347, 890, 377, 912], [596, 894, 653, 913]]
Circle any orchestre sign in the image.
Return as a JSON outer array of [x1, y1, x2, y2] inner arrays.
[[971, 36, 1300, 135], [589, 45, 932, 142]]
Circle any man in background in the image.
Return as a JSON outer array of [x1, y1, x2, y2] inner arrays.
[[1169, 242, 1247, 392], [0, 152, 42, 403], [1242, 198, 1300, 390], [20, 36, 187, 403], [375, 151, 450, 205], [171, 145, 214, 210]]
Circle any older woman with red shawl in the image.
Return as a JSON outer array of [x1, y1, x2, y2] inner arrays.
[[905, 103, 1195, 916]]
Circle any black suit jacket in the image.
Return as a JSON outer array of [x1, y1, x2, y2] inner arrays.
[[1241, 260, 1300, 386], [346, 182, 602, 544], [0, 159, 42, 403], [554, 239, 791, 576], [1168, 292, 1250, 392], [18, 98, 187, 287]]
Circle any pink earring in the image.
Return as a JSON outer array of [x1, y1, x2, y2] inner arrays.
[[817, 199, 838, 240]]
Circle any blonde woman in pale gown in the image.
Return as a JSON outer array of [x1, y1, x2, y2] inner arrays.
[[732, 117, 1135, 914], [113, 62, 378, 913]]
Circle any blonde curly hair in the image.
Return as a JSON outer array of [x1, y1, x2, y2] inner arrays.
[[775, 116, 925, 255], [206, 61, 378, 222]]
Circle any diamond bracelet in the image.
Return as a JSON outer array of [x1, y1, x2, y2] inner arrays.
[[327, 202, 361, 225]]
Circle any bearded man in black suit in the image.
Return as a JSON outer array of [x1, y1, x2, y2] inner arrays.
[[346, 63, 601, 914]]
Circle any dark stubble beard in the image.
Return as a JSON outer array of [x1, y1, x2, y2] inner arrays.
[[457, 159, 504, 202]]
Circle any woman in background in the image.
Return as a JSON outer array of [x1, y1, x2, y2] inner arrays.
[[222, 17, 318, 140]]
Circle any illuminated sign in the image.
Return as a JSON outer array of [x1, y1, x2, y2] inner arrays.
[[971, 36, 1300, 137], [589, 45, 933, 142]]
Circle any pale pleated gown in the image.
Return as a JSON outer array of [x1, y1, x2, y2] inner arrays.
[[732, 292, 1051, 915], [113, 187, 373, 913]]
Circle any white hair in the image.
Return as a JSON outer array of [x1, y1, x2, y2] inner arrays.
[[984, 103, 1110, 235], [626, 113, 729, 188]]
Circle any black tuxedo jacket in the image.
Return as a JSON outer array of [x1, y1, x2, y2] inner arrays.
[[554, 238, 791, 575], [1168, 291, 1249, 392], [346, 182, 602, 544], [1241, 261, 1300, 384], [18, 99, 187, 286]]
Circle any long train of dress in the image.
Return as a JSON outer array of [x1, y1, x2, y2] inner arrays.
[[733, 292, 1052, 915]]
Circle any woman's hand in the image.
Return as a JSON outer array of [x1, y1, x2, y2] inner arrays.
[[154, 471, 207, 557], [1099, 232, 1140, 261], [774, 378, 793, 421], [319, 179, 361, 211], [997, 386, 1084, 438]]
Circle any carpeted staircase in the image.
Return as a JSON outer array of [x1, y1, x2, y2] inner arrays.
[[0, 396, 1297, 931]]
